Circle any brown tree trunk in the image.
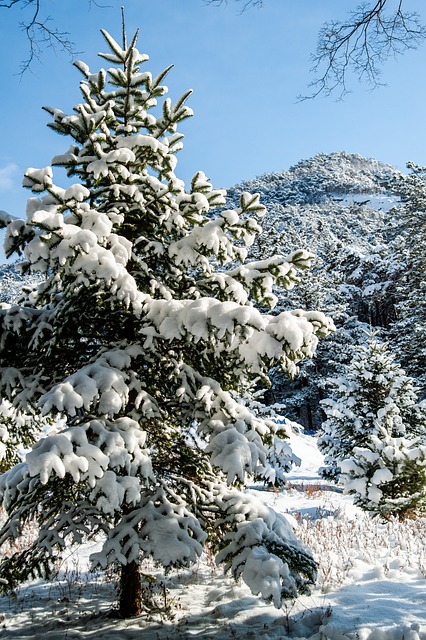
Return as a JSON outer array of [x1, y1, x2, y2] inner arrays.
[[119, 561, 142, 617]]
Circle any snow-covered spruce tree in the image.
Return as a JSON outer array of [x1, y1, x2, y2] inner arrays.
[[389, 163, 426, 397], [0, 28, 334, 616], [339, 427, 426, 518], [319, 335, 426, 516]]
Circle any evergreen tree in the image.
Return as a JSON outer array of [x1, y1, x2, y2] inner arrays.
[[340, 428, 426, 518], [390, 163, 426, 396], [319, 336, 426, 517], [0, 27, 333, 616]]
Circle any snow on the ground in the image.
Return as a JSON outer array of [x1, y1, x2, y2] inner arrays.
[[0, 431, 425, 639], [334, 193, 400, 212]]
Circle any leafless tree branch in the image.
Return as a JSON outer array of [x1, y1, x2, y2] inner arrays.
[[207, 0, 426, 99], [2, 0, 426, 95], [300, 0, 426, 99], [0, 0, 109, 74], [204, 0, 263, 11]]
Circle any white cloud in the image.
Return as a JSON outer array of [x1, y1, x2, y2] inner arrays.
[[0, 163, 18, 191]]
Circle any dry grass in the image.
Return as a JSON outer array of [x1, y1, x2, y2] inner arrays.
[[296, 510, 426, 593]]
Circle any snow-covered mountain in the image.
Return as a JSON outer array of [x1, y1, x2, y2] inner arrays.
[[227, 152, 406, 429], [228, 151, 399, 267]]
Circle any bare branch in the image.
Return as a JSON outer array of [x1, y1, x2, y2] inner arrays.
[[299, 0, 426, 100], [0, 0, 78, 74], [207, 0, 426, 99], [3, 0, 426, 96], [203, 0, 263, 10]]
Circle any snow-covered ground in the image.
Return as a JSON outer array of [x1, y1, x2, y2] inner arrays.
[[335, 193, 399, 212], [0, 432, 425, 639]]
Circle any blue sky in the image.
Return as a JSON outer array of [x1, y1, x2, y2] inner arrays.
[[0, 0, 425, 262]]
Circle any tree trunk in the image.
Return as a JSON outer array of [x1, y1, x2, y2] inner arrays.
[[119, 561, 142, 617], [306, 401, 313, 432]]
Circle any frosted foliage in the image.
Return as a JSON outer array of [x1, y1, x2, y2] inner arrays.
[[340, 432, 426, 515], [39, 346, 147, 418], [0, 401, 13, 455], [216, 489, 315, 605], [143, 298, 332, 377], [389, 164, 426, 394], [194, 378, 274, 482], [0, 400, 46, 469], [91, 485, 206, 569], [20, 196, 144, 311], [195, 387, 295, 485], [207, 429, 256, 482], [320, 336, 426, 516], [319, 336, 426, 484], [0, 26, 333, 610], [264, 436, 301, 486], [1, 418, 153, 511], [242, 546, 291, 605]]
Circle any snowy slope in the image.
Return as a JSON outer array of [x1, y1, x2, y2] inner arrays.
[[0, 262, 43, 303], [225, 152, 405, 431], [0, 431, 425, 640], [227, 152, 401, 284]]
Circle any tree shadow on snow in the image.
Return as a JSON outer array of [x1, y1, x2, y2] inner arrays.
[[2, 577, 424, 639], [0, 591, 332, 640], [322, 577, 426, 634]]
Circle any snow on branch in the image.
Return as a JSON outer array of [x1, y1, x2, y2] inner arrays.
[[215, 487, 316, 606], [90, 483, 207, 569], [141, 296, 333, 378]]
